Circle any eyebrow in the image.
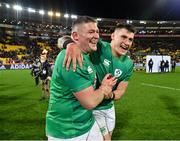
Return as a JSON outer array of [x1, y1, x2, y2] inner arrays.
[[121, 35, 133, 41]]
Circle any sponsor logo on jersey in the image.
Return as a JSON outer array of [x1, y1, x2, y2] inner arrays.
[[87, 66, 93, 74], [103, 59, 111, 67], [114, 69, 122, 77]]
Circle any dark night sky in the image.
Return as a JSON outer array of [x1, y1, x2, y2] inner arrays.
[[1, 0, 180, 20]]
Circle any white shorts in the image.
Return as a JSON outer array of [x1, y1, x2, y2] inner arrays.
[[48, 120, 103, 141], [93, 105, 115, 136]]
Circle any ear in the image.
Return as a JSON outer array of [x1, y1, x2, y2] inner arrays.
[[132, 42, 135, 47], [71, 31, 78, 41], [111, 32, 115, 40]]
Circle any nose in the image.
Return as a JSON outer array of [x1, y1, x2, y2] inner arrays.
[[94, 32, 99, 39], [123, 39, 131, 46]]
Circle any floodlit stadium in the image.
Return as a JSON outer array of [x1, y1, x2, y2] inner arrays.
[[0, 2, 180, 140]]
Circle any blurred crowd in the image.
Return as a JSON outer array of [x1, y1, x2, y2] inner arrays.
[[0, 19, 180, 65]]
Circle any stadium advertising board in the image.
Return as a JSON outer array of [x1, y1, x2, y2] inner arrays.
[[0, 63, 32, 70], [146, 55, 171, 73]]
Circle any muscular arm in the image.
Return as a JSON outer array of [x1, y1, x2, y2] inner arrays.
[[113, 81, 128, 100], [75, 86, 105, 110], [74, 74, 117, 110]]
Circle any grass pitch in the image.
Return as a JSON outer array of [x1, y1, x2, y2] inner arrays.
[[0, 67, 180, 139]]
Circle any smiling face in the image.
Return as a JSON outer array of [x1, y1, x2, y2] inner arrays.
[[71, 17, 99, 53], [111, 28, 135, 57], [73, 22, 99, 53]]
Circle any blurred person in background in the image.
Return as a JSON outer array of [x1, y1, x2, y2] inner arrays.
[[31, 58, 41, 86], [171, 59, 176, 72], [148, 58, 153, 73], [39, 49, 51, 100], [165, 60, 169, 72]]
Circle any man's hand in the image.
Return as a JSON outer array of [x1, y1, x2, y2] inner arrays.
[[101, 74, 117, 87], [63, 43, 83, 71], [100, 74, 117, 99]]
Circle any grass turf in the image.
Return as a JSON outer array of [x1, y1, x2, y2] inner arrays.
[[0, 67, 180, 139]]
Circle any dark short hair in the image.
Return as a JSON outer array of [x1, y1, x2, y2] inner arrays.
[[115, 23, 136, 33], [72, 16, 97, 30]]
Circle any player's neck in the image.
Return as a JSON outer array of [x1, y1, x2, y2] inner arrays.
[[111, 48, 121, 58]]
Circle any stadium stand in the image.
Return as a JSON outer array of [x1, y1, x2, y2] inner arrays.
[[0, 3, 179, 70]]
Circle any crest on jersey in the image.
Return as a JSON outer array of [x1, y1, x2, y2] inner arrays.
[[114, 69, 122, 77]]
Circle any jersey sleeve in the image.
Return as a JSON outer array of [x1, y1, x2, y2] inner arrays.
[[57, 50, 93, 93], [123, 61, 134, 81], [62, 68, 92, 93]]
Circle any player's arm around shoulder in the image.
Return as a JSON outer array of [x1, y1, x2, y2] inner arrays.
[[58, 36, 83, 71]]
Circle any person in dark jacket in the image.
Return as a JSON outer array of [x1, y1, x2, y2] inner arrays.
[[148, 58, 153, 73]]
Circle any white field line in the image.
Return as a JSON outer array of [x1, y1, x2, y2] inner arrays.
[[141, 83, 180, 91]]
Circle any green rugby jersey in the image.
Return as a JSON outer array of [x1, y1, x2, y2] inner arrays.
[[46, 50, 97, 138], [91, 40, 134, 110]]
